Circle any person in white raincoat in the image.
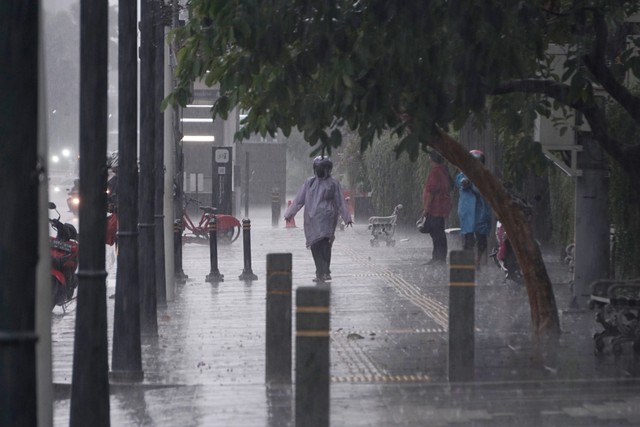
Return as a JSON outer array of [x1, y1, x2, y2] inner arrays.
[[284, 156, 353, 282]]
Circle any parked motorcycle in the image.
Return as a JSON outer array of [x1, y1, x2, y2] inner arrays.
[[490, 221, 524, 284], [49, 202, 79, 309]]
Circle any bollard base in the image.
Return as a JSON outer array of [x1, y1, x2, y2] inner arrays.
[[206, 271, 224, 283], [109, 369, 144, 383], [239, 270, 258, 281], [175, 271, 189, 284]]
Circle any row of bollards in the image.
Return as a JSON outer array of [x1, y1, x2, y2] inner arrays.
[[202, 217, 258, 283], [263, 250, 476, 426], [175, 218, 475, 426], [266, 253, 330, 427]]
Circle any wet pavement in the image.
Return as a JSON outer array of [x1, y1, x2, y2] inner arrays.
[[52, 207, 640, 426]]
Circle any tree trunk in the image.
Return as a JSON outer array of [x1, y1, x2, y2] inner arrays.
[[431, 130, 561, 336]]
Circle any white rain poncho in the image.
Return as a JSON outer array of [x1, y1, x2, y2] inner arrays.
[[284, 175, 352, 247]]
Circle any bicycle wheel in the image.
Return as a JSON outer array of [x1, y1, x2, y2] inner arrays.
[[217, 215, 241, 243]]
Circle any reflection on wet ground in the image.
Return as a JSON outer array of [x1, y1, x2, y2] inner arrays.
[[52, 209, 640, 426]]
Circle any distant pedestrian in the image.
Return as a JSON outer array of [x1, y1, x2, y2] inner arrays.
[[284, 156, 353, 283], [106, 151, 119, 210], [455, 149, 492, 269], [421, 150, 452, 264], [106, 151, 119, 247]]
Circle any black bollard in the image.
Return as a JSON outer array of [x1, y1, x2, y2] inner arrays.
[[265, 253, 292, 383], [448, 250, 475, 382], [271, 187, 280, 227], [173, 219, 188, 283], [205, 216, 224, 283], [238, 219, 258, 281], [295, 285, 330, 427]]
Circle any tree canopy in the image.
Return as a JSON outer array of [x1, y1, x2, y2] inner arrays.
[[166, 0, 640, 335], [168, 1, 640, 181]]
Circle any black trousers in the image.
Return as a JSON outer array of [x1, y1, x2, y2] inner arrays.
[[428, 216, 447, 262], [463, 232, 488, 256], [310, 237, 332, 277]]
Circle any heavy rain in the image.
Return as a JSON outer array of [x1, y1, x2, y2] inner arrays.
[[3, 1, 640, 426]]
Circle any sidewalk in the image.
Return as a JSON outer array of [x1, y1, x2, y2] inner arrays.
[[52, 208, 640, 426]]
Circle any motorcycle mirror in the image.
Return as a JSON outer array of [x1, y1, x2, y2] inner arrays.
[[48, 202, 61, 220]]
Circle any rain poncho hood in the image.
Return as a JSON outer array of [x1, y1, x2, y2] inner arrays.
[[284, 175, 352, 247]]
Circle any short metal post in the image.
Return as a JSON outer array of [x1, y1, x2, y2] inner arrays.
[[205, 216, 224, 283], [271, 187, 280, 227], [295, 286, 330, 427], [238, 219, 258, 281], [448, 250, 475, 382], [173, 219, 188, 283], [266, 253, 292, 383]]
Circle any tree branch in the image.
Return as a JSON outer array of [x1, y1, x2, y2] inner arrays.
[[582, 11, 640, 125], [492, 78, 570, 101], [491, 78, 637, 161]]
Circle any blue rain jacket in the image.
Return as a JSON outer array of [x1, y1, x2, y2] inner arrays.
[[455, 172, 492, 235]]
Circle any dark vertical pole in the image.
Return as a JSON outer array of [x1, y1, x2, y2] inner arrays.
[[70, 0, 110, 425], [111, 0, 143, 382], [139, 0, 158, 336], [295, 286, 330, 427], [266, 254, 292, 383], [0, 2, 39, 425], [154, 1, 167, 308], [244, 152, 250, 218], [239, 219, 258, 281], [170, 0, 185, 282], [573, 133, 610, 308], [205, 217, 224, 283], [271, 187, 280, 227], [448, 250, 475, 382], [174, 220, 187, 283]]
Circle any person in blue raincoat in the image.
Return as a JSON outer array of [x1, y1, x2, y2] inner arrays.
[[455, 149, 492, 269], [284, 156, 353, 283]]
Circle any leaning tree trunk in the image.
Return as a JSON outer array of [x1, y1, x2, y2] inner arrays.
[[430, 130, 561, 336]]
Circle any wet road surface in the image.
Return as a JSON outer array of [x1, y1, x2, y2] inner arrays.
[[52, 208, 640, 426]]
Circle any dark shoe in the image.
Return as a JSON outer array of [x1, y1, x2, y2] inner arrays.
[[313, 276, 325, 283]]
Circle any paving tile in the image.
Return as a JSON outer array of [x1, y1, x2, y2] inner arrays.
[[51, 208, 640, 426]]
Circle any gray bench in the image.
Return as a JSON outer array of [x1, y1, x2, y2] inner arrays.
[[589, 279, 640, 356], [367, 204, 402, 247]]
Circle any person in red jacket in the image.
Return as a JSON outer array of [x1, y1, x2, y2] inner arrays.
[[422, 150, 452, 264]]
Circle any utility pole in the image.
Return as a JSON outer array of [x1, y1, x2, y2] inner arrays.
[[170, 0, 186, 284], [140, 0, 158, 336], [573, 132, 610, 307], [70, 0, 110, 425], [111, 0, 143, 382], [0, 2, 39, 425], [155, 0, 167, 307]]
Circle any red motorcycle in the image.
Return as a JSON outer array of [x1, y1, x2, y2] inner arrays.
[[49, 202, 79, 309]]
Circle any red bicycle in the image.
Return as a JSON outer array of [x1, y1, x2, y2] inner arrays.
[[182, 198, 241, 244]]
